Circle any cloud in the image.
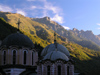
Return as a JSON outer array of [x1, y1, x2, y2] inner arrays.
[[30, 5, 44, 10], [16, 9, 26, 16], [51, 14, 64, 24], [97, 23, 100, 25], [26, 0, 64, 24], [27, 0, 36, 1], [97, 28, 100, 29], [38, 0, 64, 24], [0, 4, 13, 12], [38, 0, 47, 2], [97, 23, 100, 29], [31, 6, 37, 9], [0, 4, 27, 16], [43, 1, 61, 14], [63, 26, 70, 30]]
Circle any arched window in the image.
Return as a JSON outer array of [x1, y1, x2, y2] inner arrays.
[[24, 51, 27, 64], [32, 52, 33, 65], [13, 50, 16, 65], [47, 66, 50, 75], [3, 51, 6, 64], [58, 65, 61, 75], [67, 66, 69, 75]]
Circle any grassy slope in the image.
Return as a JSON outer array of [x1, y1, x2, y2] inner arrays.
[[65, 42, 100, 74]]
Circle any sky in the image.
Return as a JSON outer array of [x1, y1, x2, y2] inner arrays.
[[0, 0, 100, 35]]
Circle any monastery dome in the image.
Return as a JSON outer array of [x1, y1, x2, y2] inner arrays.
[[43, 51, 69, 61], [1, 33, 34, 48], [41, 43, 70, 57]]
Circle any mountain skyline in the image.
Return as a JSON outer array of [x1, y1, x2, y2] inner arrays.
[[1, 12, 100, 74], [0, 0, 100, 35]]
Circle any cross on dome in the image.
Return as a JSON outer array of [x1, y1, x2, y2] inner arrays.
[[54, 32, 57, 50], [16, 18, 21, 32], [54, 32, 57, 43]]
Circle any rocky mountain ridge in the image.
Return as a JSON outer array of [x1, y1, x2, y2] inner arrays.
[[32, 17, 100, 50], [71, 28, 100, 45]]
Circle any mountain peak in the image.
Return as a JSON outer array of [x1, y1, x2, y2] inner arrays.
[[73, 28, 78, 31], [32, 16, 51, 21], [85, 30, 93, 34], [43, 16, 51, 21]]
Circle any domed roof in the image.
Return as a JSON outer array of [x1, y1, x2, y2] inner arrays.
[[41, 43, 70, 57], [43, 51, 69, 61], [1, 33, 34, 48]]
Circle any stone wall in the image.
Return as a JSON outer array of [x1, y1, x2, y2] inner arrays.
[[37, 60, 74, 75], [0, 46, 38, 66]]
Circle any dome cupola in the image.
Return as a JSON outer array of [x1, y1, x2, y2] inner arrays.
[[1, 33, 34, 48], [41, 43, 70, 57], [43, 51, 69, 61]]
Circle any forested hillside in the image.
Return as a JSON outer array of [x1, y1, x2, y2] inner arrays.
[[1, 11, 100, 51]]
